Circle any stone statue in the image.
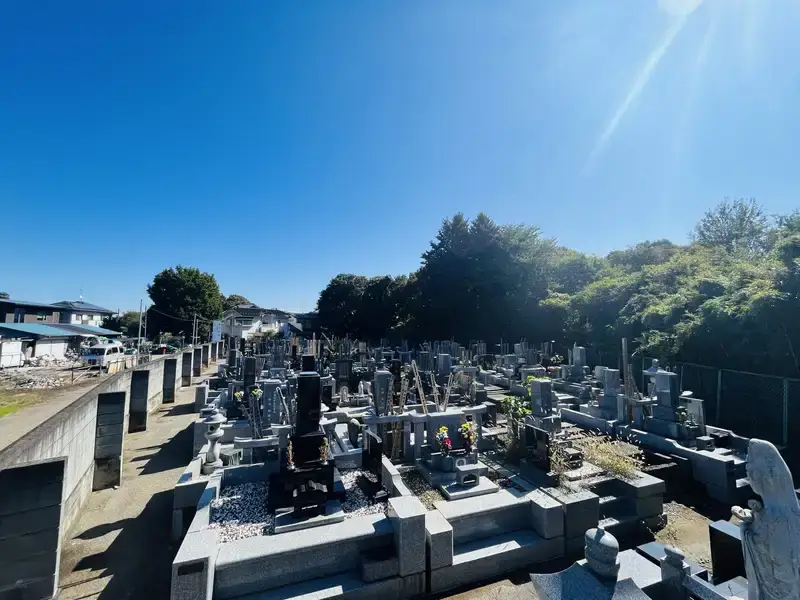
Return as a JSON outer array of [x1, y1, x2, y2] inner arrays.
[[731, 439, 800, 600]]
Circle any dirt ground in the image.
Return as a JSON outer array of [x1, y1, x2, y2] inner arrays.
[[0, 365, 102, 417], [656, 501, 714, 569]]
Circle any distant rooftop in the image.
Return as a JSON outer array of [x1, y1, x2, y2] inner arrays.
[[0, 323, 76, 338], [51, 300, 114, 314], [0, 322, 121, 338], [0, 298, 56, 309]]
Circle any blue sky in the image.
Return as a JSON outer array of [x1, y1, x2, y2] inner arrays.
[[2, 1, 799, 313]]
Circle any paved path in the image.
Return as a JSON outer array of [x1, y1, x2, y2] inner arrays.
[[58, 379, 204, 600]]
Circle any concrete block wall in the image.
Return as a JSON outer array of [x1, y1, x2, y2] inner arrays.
[[129, 359, 165, 432], [182, 350, 194, 386], [193, 348, 202, 378], [94, 391, 126, 490], [163, 354, 182, 403], [0, 457, 66, 600], [0, 356, 174, 541]]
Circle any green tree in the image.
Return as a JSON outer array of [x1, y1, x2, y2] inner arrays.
[[692, 198, 769, 254], [222, 294, 251, 312], [316, 274, 369, 338], [606, 240, 679, 271], [147, 266, 223, 340], [0, 292, 9, 300], [102, 311, 142, 336]]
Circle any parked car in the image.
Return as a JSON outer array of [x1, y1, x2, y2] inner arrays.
[[81, 343, 126, 371]]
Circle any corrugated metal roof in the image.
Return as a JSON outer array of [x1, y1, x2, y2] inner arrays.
[[54, 323, 121, 336], [0, 323, 76, 338]]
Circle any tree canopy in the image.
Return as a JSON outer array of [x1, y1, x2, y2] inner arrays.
[[147, 266, 222, 340], [222, 294, 251, 312], [102, 311, 141, 336], [315, 200, 800, 377]]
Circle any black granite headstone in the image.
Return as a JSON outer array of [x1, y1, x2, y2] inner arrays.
[[709, 520, 745, 585], [302, 354, 316, 373], [363, 429, 383, 475], [242, 356, 257, 389]]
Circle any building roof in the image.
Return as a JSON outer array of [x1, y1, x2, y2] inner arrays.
[[0, 299, 57, 309], [0, 323, 75, 338], [51, 323, 121, 337], [51, 300, 114, 315]]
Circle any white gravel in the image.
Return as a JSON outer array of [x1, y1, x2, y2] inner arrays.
[[340, 469, 387, 518], [208, 481, 275, 542], [207, 469, 387, 543]]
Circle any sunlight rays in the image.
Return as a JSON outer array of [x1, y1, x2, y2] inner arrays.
[[583, 14, 689, 173]]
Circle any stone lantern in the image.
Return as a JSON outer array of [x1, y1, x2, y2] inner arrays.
[[202, 409, 227, 474]]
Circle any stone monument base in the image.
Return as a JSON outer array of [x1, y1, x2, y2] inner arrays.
[[274, 500, 344, 534]]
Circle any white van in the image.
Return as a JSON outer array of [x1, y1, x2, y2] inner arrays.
[[81, 343, 125, 371]]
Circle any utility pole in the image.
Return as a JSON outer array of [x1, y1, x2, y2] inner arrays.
[[137, 299, 143, 356]]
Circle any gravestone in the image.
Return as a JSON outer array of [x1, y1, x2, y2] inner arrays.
[[438, 353, 452, 376], [301, 354, 316, 373], [363, 429, 384, 475], [417, 351, 433, 373], [373, 370, 393, 416], [530, 379, 553, 416], [260, 379, 282, 426]]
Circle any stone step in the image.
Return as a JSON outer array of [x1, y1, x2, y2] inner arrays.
[[597, 512, 641, 538], [434, 490, 529, 545], [430, 529, 564, 594], [239, 571, 400, 600]]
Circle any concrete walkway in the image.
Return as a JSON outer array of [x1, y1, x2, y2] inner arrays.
[[58, 379, 204, 600]]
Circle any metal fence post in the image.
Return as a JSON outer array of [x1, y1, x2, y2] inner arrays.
[[716, 369, 723, 425], [784, 378, 789, 447]]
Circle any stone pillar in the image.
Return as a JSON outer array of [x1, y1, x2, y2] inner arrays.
[[94, 391, 126, 490], [201, 344, 210, 368], [163, 357, 178, 403], [182, 350, 193, 386], [0, 457, 66, 600], [129, 370, 149, 433], [192, 348, 202, 378], [388, 496, 426, 577], [194, 385, 209, 412], [210, 343, 218, 362]]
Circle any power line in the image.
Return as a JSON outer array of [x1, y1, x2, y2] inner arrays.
[[147, 305, 216, 323]]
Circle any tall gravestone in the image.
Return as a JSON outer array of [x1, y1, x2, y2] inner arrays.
[[267, 370, 335, 517], [373, 370, 393, 417], [261, 379, 282, 427]]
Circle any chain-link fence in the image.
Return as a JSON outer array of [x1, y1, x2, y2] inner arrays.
[[642, 357, 798, 447]]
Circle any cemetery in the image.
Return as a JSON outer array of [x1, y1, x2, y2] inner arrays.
[[172, 338, 677, 599]]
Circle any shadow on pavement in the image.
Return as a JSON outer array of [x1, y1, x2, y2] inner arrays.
[[137, 424, 194, 476], [68, 490, 178, 600]]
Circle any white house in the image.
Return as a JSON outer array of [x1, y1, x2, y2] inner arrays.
[[221, 304, 291, 340], [51, 300, 115, 327]]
